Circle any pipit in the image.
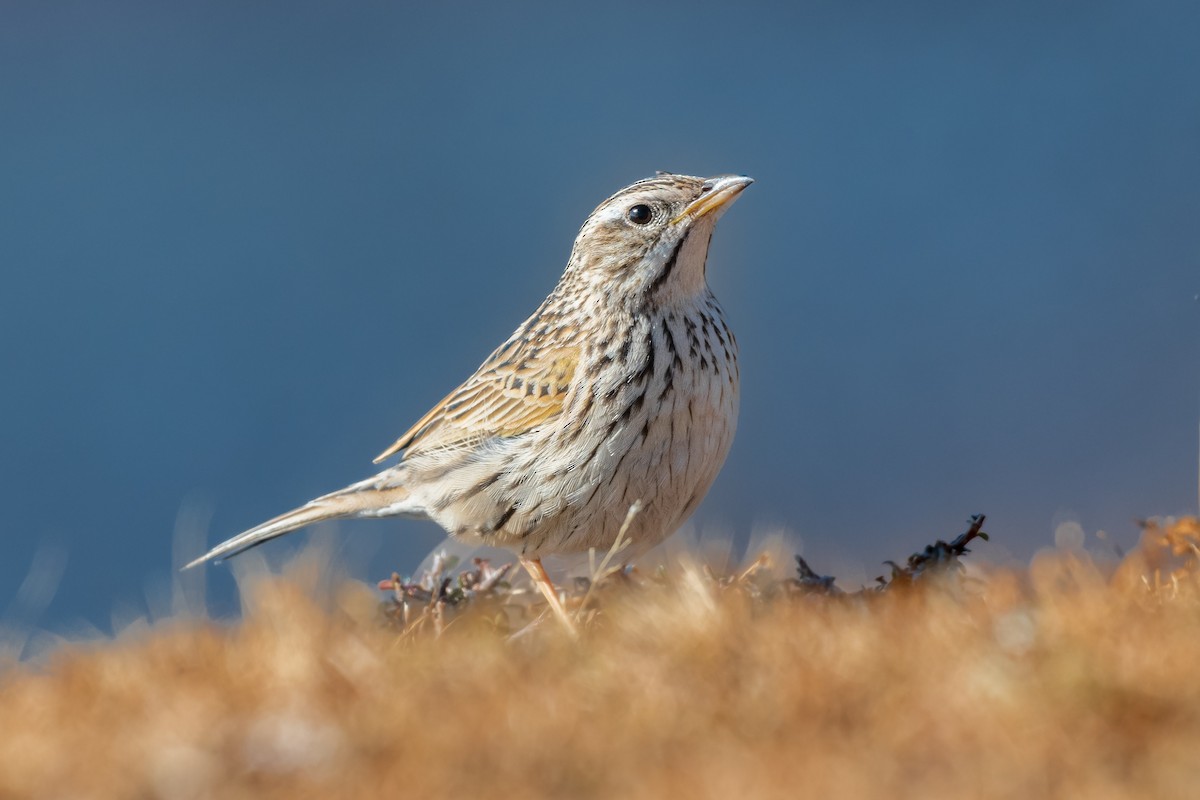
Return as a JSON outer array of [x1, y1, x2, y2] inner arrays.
[[187, 172, 753, 626]]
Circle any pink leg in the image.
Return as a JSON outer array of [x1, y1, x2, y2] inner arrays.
[[520, 556, 577, 636]]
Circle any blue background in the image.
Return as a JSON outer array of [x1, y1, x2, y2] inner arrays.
[[2, 1, 1198, 633]]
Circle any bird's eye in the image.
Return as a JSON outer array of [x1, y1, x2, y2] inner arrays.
[[627, 204, 653, 225]]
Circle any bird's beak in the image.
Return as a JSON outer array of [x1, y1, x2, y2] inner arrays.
[[672, 175, 754, 225]]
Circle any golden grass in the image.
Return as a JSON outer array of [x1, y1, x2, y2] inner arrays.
[[3, 519, 1200, 799]]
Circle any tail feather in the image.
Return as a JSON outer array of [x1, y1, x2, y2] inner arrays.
[[182, 482, 411, 570]]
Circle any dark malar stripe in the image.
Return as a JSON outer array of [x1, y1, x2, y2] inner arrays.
[[646, 234, 688, 297]]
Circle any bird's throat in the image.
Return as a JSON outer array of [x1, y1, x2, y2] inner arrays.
[[652, 227, 713, 304]]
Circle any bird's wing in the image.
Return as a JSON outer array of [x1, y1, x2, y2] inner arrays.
[[373, 339, 580, 463]]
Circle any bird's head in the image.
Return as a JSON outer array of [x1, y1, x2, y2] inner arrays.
[[564, 173, 753, 307]]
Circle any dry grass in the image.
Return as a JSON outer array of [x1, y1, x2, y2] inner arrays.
[[3, 518, 1200, 799]]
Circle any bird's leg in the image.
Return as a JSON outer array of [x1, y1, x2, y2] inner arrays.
[[519, 556, 577, 637]]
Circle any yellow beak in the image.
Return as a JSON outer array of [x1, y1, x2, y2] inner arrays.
[[672, 175, 754, 225]]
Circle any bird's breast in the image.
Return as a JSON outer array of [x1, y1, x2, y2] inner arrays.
[[530, 297, 740, 553], [422, 296, 739, 556]]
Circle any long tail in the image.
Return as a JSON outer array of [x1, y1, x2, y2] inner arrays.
[[182, 479, 412, 570]]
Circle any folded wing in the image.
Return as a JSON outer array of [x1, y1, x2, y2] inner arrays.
[[374, 339, 580, 463]]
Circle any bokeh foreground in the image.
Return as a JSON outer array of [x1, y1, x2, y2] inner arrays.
[[2, 518, 1200, 799]]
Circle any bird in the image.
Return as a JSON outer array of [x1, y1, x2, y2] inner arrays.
[[186, 172, 753, 627]]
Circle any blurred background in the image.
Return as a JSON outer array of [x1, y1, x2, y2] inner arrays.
[[2, 1, 1198, 633]]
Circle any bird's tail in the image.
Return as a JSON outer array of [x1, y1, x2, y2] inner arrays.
[[182, 479, 412, 570]]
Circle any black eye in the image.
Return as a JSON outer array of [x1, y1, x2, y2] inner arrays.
[[627, 204, 653, 225]]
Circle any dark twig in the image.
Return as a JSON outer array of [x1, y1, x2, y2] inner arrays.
[[878, 514, 988, 588], [792, 556, 841, 595], [378, 514, 991, 633]]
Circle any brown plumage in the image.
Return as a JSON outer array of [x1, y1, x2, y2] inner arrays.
[[186, 173, 752, 620]]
